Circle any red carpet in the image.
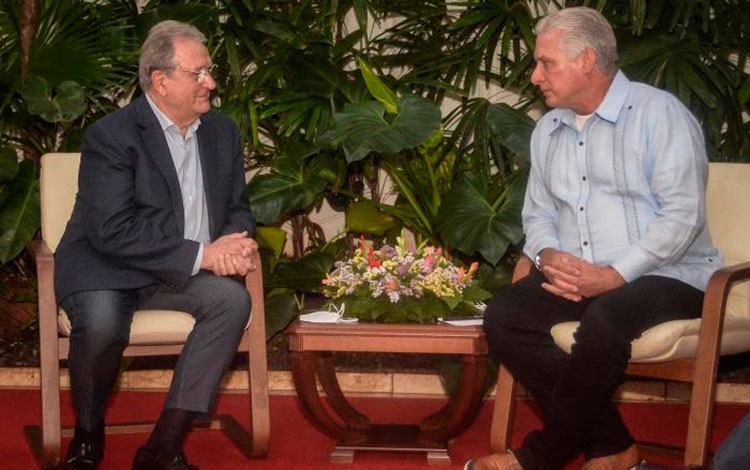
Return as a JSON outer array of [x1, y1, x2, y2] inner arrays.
[[0, 388, 747, 469]]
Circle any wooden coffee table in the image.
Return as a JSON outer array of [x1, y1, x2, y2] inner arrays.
[[287, 321, 488, 465]]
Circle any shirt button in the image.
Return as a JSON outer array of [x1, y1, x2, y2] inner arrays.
[[579, 141, 584, 146], [579, 207, 584, 211], [583, 241, 589, 246], [582, 176, 587, 181]]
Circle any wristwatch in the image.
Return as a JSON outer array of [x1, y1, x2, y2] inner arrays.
[[534, 252, 543, 271]]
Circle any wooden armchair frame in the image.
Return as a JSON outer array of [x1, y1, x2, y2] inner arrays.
[[490, 256, 750, 468]]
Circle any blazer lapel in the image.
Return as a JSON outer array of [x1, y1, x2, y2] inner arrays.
[[197, 120, 218, 237], [135, 96, 185, 235]]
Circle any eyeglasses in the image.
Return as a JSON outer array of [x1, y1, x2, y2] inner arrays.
[[169, 64, 217, 83]]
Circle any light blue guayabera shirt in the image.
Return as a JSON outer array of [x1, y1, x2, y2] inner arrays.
[[146, 93, 210, 276], [522, 70, 722, 291]]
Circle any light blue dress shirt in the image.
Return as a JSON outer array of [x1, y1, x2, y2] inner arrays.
[[146, 94, 210, 276], [522, 70, 722, 291]]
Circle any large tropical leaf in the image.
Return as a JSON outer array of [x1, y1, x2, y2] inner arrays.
[[21, 76, 87, 123], [255, 226, 287, 259], [0, 146, 19, 182], [436, 171, 526, 264], [487, 102, 536, 163], [264, 289, 298, 340], [345, 200, 396, 236], [267, 251, 337, 292], [247, 149, 330, 224], [359, 57, 399, 114], [0, 160, 40, 264], [324, 93, 441, 163]]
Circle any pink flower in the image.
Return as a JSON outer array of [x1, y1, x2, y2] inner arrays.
[[424, 255, 434, 271]]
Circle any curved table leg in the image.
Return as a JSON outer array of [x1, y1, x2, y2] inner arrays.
[[316, 353, 372, 430], [418, 354, 487, 443], [290, 351, 367, 443]]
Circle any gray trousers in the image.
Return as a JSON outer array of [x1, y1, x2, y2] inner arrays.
[[62, 272, 251, 430]]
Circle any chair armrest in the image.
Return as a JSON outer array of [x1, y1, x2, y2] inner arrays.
[[31, 240, 58, 327], [701, 262, 750, 329], [512, 256, 534, 284], [693, 261, 750, 379], [244, 250, 266, 336]]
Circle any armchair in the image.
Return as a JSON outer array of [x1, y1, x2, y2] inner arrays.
[[490, 162, 750, 468], [24, 153, 270, 469]]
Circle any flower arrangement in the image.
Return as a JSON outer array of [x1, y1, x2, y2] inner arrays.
[[322, 237, 490, 323]]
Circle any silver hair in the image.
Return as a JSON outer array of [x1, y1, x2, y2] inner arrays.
[[535, 7, 618, 76], [138, 20, 206, 92]]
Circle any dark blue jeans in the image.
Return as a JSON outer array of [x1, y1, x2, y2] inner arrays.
[[483, 270, 704, 470], [62, 272, 251, 431]]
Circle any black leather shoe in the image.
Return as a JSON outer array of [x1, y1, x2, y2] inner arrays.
[[62, 439, 103, 470], [132, 447, 198, 470]]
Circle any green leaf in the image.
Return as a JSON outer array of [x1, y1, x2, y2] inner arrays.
[[21, 76, 86, 123], [739, 78, 750, 106], [269, 251, 337, 292], [325, 93, 441, 163], [436, 172, 525, 265], [345, 201, 396, 236], [256, 226, 287, 259], [335, 291, 453, 323], [358, 58, 399, 114], [487, 103, 536, 162], [0, 161, 40, 264], [265, 289, 298, 340], [0, 147, 19, 182], [247, 150, 328, 224]]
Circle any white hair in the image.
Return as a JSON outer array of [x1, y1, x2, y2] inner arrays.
[[138, 20, 206, 92], [535, 7, 618, 76]]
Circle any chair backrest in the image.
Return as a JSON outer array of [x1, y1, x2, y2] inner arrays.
[[706, 162, 750, 319], [40, 153, 81, 253]]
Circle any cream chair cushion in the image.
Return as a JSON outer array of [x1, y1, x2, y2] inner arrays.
[[57, 308, 196, 345], [552, 317, 750, 363], [41, 153, 197, 345], [549, 163, 750, 363]]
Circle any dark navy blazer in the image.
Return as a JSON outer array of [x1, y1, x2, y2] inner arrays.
[[54, 96, 254, 303]]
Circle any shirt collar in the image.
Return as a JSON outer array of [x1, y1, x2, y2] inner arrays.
[[145, 92, 201, 137], [594, 70, 629, 123], [548, 69, 629, 133]]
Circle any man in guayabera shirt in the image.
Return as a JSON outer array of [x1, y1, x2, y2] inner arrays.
[[466, 7, 722, 470]]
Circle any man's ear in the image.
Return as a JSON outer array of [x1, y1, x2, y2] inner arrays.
[[150, 70, 167, 96], [580, 48, 598, 74]]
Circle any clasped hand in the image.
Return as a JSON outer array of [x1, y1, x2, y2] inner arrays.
[[201, 231, 258, 277], [538, 249, 624, 302]]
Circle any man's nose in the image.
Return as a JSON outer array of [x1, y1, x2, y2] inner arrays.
[[204, 73, 216, 90], [531, 64, 543, 85]]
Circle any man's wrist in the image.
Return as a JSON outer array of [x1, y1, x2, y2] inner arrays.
[[533, 248, 549, 271]]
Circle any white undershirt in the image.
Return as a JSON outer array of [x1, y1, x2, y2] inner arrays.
[[575, 112, 593, 131]]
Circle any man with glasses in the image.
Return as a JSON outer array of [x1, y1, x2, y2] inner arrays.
[[55, 20, 256, 470]]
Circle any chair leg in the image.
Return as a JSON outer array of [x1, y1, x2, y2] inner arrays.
[[246, 327, 270, 457], [490, 363, 517, 454], [37, 319, 63, 468], [684, 366, 717, 467]]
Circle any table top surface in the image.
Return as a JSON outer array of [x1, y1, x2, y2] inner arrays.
[[287, 321, 487, 355], [289, 321, 484, 337]]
